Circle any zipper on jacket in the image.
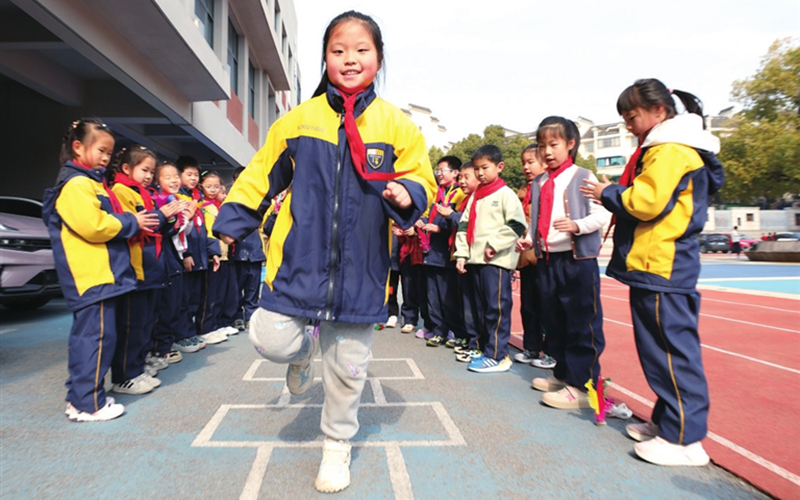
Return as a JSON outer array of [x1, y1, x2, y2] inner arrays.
[[324, 113, 345, 321]]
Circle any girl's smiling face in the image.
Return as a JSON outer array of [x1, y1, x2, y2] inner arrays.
[[325, 20, 380, 93], [158, 165, 181, 194], [200, 175, 222, 200], [124, 157, 156, 186]]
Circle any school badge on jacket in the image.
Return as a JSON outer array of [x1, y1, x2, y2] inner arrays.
[[367, 148, 384, 169]]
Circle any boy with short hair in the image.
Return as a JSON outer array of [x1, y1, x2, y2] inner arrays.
[[454, 145, 526, 373], [421, 156, 467, 347]]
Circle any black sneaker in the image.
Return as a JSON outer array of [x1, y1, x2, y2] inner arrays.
[[426, 335, 445, 347], [234, 319, 246, 331]]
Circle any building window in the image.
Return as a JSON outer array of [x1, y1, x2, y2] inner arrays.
[[248, 62, 256, 118], [195, 0, 214, 47], [795, 213, 800, 226], [599, 137, 620, 149], [585, 141, 594, 153], [282, 25, 287, 57], [746, 213, 754, 222], [596, 156, 626, 168], [274, 1, 280, 29], [228, 21, 239, 95]]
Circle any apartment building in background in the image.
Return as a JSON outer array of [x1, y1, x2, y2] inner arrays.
[[0, 0, 299, 199], [402, 103, 451, 153]]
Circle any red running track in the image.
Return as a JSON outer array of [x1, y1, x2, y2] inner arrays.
[[510, 276, 800, 499]]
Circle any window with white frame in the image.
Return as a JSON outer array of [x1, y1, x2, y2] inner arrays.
[[599, 137, 620, 149], [195, 0, 214, 47], [248, 62, 256, 118], [228, 21, 239, 95]]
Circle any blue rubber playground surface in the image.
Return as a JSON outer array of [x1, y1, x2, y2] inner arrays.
[[1, 256, 786, 499]]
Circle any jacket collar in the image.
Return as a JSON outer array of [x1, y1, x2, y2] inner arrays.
[[60, 161, 105, 184], [326, 83, 377, 118], [642, 114, 720, 153]]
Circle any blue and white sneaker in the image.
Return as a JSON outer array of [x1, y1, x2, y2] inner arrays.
[[172, 338, 201, 353], [467, 355, 512, 373], [189, 335, 207, 349], [287, 332, 318, 395]]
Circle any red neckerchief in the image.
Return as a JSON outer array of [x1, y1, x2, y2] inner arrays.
[[604, 147, 641, 242], [467, 178, 506, 246], [521, 183, 532, 221], [421, 184, 459, 250], [339, 88, 410, 182], [189, 188, 205, 227], [537, 158, 573, 259], [113, 171, 161, 258]]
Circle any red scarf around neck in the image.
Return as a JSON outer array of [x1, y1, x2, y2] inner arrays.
[[537, 157, 573, 257], [466, 177, 506, 246], [72, 161, 124, 213], [114, 171, 161, 258], [339, 89, 410, 182]]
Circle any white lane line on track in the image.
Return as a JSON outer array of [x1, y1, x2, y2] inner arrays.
[[699, 297, 800, 314], [603, 317, 800, 374], [699, 277, 800, 282], [608, 382, 800, 487], [599, 275, 800, 300], [600, 295, 800, 334]]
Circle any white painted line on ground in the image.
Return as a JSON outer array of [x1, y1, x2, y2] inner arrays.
[[599, 274, 800, 300], [604, 317, 799, 374], [239, 446, 273, 500], [0, 328, 19, 335], [243, 358, 426, 381], [699, 297, 800, 313], [698, 277, 800, 282], [242, 360, 261, 381], [608, 382, 800, 487], [601, 295, 800, 334], [385, 444, 414, 500], [371, 378, 387, 404]]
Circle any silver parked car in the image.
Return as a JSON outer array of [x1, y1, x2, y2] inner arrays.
[[0, 197, 60, 310]]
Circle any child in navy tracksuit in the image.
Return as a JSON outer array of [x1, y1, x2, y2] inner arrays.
[[421, 155, 467, 347], [519, 116, 610, 411], [174, 156, 221, 352], [151, 162, 191, 362], [230, 166, 266, 330], [455, 146, 527, 373], [43, 118, 157, 421], [582, 79, 724, 466], [108, 145, 180, 395]]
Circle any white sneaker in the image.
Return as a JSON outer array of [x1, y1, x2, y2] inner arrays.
[[145, 352, 169, 371], [201, 329, 227, 345], [223, 326, 239, 336], [314, 438, 352, 493], [286, 333, 317, 395], [166, 350, 183, 363], [111, 374, 154, 395], [385, 315, 398, 328], [143, 364, 158, 377], [627, 421, 659, 442], [66, 397, 125, 422], [634, 436, 710, 466], [140, 372, 161, 388]]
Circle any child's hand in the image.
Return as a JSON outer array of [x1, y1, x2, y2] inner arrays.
[[391, 224, 404, 236], [436, 204, 453, 217], [383, 181, 412, 209], [484, 245, 497, 262], [580, 175, 611, 202], [404, 226, 416, 236], [553, 217, 579, 234], [456, 258, 467, 274], [211, 255, 220, 272], [421, 223, 440, 233], [135, 210, 160, 231], [183, 256, 194, 272], [219, 233, 235, 245], [413, 219, 424, 229], [516, 238, 533, 253], [185, 201, 198, 217], [159, 200, 182, 217]]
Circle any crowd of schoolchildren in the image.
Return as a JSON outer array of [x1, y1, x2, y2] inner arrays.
[[44, 124, 266, 421], [44, 10, 724, 493]]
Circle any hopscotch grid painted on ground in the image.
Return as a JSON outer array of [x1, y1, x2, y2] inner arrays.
[[194, 356, 463, 500]]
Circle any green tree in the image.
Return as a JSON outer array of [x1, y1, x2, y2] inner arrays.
[[719, 38, 800, 204], [428, 145, 444, 171], [575, 154, 597, 175], [446, 125, 532, 191]]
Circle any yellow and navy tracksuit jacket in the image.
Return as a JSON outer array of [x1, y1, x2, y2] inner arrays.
[[111, 183, 168, 290], [42, 163, 140, 311], [600, 115, 725, 293], [213, 83, 436, 323]]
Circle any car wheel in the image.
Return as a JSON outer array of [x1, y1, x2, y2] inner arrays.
[[700, 245, 708, 253], [2, 296, 51, 311]]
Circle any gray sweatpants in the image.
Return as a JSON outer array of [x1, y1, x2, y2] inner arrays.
[[248, 307, 375, 441]]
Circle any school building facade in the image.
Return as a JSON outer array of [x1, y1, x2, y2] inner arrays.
[[0, 0, 299, 199]]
